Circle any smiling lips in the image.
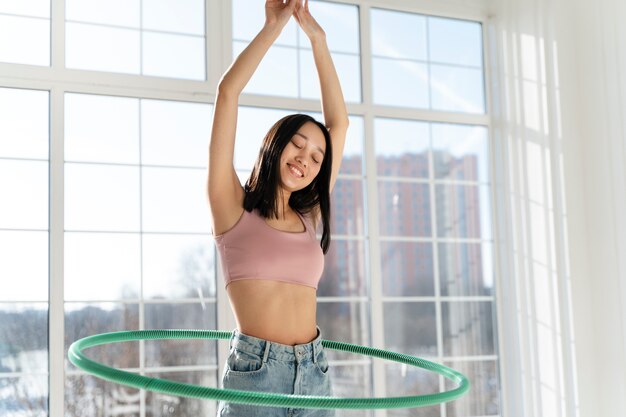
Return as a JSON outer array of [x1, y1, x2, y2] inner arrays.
[[288, 163, 304, 178]]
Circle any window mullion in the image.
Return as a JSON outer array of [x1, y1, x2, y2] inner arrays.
[[212, 0, 237, 380], [358, 4, 386, 417], [49, 87, 65, 417]]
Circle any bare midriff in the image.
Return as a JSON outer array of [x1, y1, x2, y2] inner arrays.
[[226, 279, 319, 346]]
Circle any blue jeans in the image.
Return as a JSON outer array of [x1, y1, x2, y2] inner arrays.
[[217, 329, 334, 417]]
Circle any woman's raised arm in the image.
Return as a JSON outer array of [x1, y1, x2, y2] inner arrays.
[[207, 0, 297, 235], [294, 0, 349, 193]]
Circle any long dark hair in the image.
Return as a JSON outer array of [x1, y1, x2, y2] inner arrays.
[[243, 114, 332, 254]]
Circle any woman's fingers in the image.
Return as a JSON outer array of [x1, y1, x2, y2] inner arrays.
[[293, 0, 324, 39], [266, 0, 299, 27]]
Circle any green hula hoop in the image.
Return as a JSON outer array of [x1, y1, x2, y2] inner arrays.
[[68, 329, 470, 410]]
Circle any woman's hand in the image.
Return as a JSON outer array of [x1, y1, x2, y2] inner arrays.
[[265, 0, 298, 30], [293, 0, 326, 42]]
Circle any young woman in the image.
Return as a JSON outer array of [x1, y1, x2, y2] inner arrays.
[[207, 0, 348, 415]]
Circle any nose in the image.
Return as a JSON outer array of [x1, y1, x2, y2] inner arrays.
[[295, 154, 307, 167]]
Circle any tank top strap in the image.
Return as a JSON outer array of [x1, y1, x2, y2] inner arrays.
[[295, 210, 316, 237]]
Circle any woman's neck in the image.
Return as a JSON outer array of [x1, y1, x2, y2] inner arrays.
[[275, 188, 293, 220]]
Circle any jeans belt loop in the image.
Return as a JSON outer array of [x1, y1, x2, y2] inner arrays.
[[229, 329, 237, 350], [262, 340, 271, 363]]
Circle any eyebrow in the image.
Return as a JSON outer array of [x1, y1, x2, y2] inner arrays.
[[295, 132, 325, 155]]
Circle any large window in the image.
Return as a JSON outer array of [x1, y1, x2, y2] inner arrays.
[[0, 1, 498, 417]]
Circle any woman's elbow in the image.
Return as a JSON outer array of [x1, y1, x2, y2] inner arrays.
[[216, 77, 241, 98]]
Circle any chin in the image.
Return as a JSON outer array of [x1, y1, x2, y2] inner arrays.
[[281, 179, 309, 193]]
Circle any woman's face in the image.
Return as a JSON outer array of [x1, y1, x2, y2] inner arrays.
[[279, 121, 327, 192]]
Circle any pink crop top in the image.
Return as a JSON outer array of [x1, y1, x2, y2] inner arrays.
[[214, 209, 324, 289]]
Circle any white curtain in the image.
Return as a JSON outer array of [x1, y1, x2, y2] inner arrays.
[[487, 0, 626, 415]]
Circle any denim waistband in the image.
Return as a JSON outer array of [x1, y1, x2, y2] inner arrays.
[[229, 328, 324, 364]]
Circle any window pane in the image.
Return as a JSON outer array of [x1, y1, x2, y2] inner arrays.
[[435, 184, 491, 239], [445, 360, 500, 416], [431, 64, 485, 113], [375, 118, 429, 178], [320, 239, 367, 297], [0, 1, 49, 17], [236, 170, 250, 186], [0, 302, 48, 417], [0, 231, 48, 301], [384, 302, 437, 357], [145, 371, 217, 416], [142, 32, 205, 80], [298, 2, 359, 54], [235, 42, 299, 98], [387, 405, 439, 417], [429, 17, 483, 67], [331, 179, 365, 236], [0, 15, 49, 66], [0, 375, 48, 416], [0, 160, 48, 229], [373, 58, 429, 108], [65, 374, 139, 417], [64, 233, 141, 301], [442, 302, 496, 356], [144, 303, 217, 367], [141, 100, 212, 168], [66, 22, 140, 74], [300, 50, 361, 103], [330, 365, 371, 402], [371, 9, 427, 60], [142, 0, 205, 35], [438, 242, 494, 297], [64, 303, 139, 370], [66, 0, 140, 27], [381, 242, 434, 296], [65, 163, 140, 232], [341, 116, 364, 175], [317, 301, 370, 361], [142, 234, 216, 299], [0, 88, 48, 159], [378, 181, 432, 237], [141, 167, 210, 233], [386, 364, 439, 417], [65, 94, 140, 164], [0, 303, 48, 373], [432, 123, 489, 182]]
